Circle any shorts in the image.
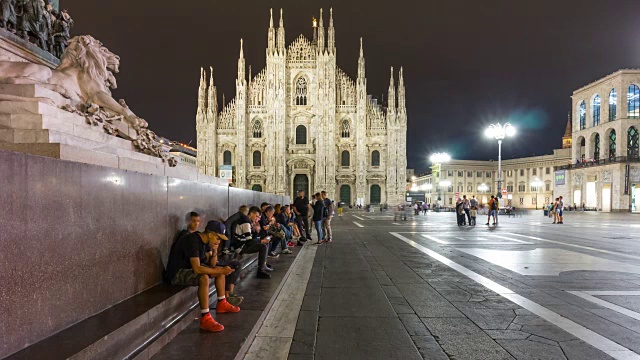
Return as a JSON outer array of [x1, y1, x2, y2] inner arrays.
[[489, 210, 497, 216], [557, 209, 563, 216], [171, 268, 202, 286]]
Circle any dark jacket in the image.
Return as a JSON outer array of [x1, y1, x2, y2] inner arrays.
[[225, 211, 244, 242], [234, 214, 258, 248], [312, 201, 325, 221]]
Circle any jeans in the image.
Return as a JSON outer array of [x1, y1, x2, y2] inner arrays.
[[282, 225, 293, 240], [322, 216, 332, 240], [298, 215, 311, 239], [464, 208, 471, 225], [314, 220, 323, 241], [216, 259, 241, 290], [240, 242, 268, 267], [269, 234, 288, 252]]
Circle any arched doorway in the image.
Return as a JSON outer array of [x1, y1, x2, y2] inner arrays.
[[252, 184, 263, 192], [370, 184, 381, 204], [294, 174, 309, 197], [340, 185, 351, 206]]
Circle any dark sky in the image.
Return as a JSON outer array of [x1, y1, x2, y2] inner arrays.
[[65, 0, 640, 172]]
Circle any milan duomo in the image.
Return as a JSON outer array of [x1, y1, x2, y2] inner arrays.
[[195, 8, 408, 206]]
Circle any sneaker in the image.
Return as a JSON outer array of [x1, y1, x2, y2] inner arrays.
[[265, 263, 274, 271], [268, 251, 280, 258], [327, 238, 333, 243], [315, 240, 324, 245], [200, 313, 224, 332], [287, 242, 296, 248], [257, 270, 272, 279], [282, 249, 293, 254], [216, 299, 240, 313], [485, 223, 490, 225], [222, 249, 232, 255], [227, 294, 244, 306]]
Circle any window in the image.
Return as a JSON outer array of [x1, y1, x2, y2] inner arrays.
[[341, 150, 350, 167], [252, 184, 262, 192], [295, 77, 308, 106], [545, 183, 551, 191], [518, 184, 525, 192], [507, 170, 513, 177], [507, 185, 514, 192], [520, 169, 524, 176], [340, 119, 350, 138], [467, 184, 472, 192], [477, 171, 483, 177], [457, 184, 463, 192], [531, 184, 540, 192], [295, 125, 307, 144], [609, 89, 617, 121], [592, 95, 601, 126], [532, 168, 537, 176], [449, 198, 453, 205], [486, 171, 491, 177], [252, 119, 263, 138], [519, 198, 524, 205], [252, 151, 262, 167], [467, 171, 473, 177], [532, 197, 537, 205], [448, 171, 453, 177], [223, 150, 232, 165], [579, 101, 586, 129], [594, 133, 600, 161], [371, 150, 381, 166], [609, 130, 616, 159], [629, 85, 640, 119], [546, 167, 550, 175], [458, 171, 463, 177], [628, 126, 639, 159], [448, 186, 453, 193]]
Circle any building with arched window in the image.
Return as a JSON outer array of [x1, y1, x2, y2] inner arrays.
[[195, 8, 408, 205], [555, 69, 640, 212]]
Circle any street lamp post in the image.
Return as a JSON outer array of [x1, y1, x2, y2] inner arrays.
[[485, 123, 516, 203], [531, 178, 544, 210]]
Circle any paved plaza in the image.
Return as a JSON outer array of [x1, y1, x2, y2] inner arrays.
[[275, 210, 640, 360]]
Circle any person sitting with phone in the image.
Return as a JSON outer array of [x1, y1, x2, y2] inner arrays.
[[165, 220, 240, 333], [236, 206, 273, 279]]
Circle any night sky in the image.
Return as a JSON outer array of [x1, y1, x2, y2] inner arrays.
[[64, 0, 640, 172]]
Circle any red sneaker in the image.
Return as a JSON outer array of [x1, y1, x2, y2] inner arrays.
[[216, 299, 241, 313], [200, 313, 224, 332], [287, 242, 295, 247]]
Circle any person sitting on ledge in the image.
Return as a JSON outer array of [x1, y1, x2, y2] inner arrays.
[[224, 205, 248, 254], [206, 221, 244, 306], [177, 212, 201, 239], [261, 205, 292, 257], [236, 206, 273, 279], [165, 220, 240, 333]]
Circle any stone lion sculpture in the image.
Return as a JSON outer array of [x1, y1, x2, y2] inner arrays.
[[0, 35, 147, 128]]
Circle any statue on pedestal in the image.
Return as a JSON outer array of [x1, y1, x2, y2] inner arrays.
[[17, 0, 46, 48], [51, 7, 71, 57], [0, 0, 17, 33]]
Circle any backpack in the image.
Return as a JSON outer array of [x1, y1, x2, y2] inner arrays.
[[490, 199, 498, 210]]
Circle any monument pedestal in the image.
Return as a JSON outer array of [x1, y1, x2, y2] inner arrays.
[[0, 84, 221, 184]]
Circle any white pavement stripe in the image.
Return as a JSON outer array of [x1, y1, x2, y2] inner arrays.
[[390, 232, 640, 360], [239, 245, 317, 360], [492, 235, 534, 244], [506, 233, 640, 261], [569, 291, 640, 322], [353, 221, 365, 228], [583, 291, 640, 296], [421, 234, 447, 244], [353, 215, 365, 220]]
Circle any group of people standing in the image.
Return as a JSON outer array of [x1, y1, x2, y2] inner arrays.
[[549, 196, 565, 224], [293, 190, 335, 245], [455, 195, 500, 226]]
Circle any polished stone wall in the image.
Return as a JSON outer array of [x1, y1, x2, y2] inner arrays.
[[0, 149, 289, 358]]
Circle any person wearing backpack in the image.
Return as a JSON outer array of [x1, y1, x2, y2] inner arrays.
[[485, 195, 499, 226]]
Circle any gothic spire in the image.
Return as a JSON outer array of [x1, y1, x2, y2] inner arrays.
[[388, 66, 396, 114], [328, 8, 335, 54], [238, 39, 245, 82], [564, 111, 572, 137], [398, 66, 406, 115], [277, 8, 285, 52], [268, 8, 275, 52], [317, 8, 325, 52], [357, 38, 365, 80], [197, 67, 207, 113], [207, 66, 218, 117]]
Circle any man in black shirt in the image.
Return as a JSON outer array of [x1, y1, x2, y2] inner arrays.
[[312, 192, 325, 244], [165, 220, 240, 332], [293, 190, 311, 241], [320, 191, 334, 243], [175, 212, 201, 240]]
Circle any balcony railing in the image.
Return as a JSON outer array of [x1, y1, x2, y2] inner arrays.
[[555, 155, 640, 171]]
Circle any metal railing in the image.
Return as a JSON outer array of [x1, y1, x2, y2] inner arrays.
[[555, 155, 640, 170]]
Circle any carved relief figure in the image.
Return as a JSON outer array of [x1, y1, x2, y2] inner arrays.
[[0, 0, 17, 32]]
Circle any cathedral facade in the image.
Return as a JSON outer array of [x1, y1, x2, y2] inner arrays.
[[196, 9, 408, 206]]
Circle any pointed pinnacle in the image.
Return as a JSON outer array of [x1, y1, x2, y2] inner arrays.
[[209, 66, 214, 84], [280, 8, 284, 27], [240, 38, 244, 58], [270, 8, 274, 27], [359, 38, 364, 57], [319, 8, 323, 26], [330, 8, 333, 26], [390, 66, 394, 85]]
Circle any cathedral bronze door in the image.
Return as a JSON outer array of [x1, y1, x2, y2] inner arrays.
[[340, 185, 351, 206], [294, 174, 309, 197], [370, 184, 382, 204]]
